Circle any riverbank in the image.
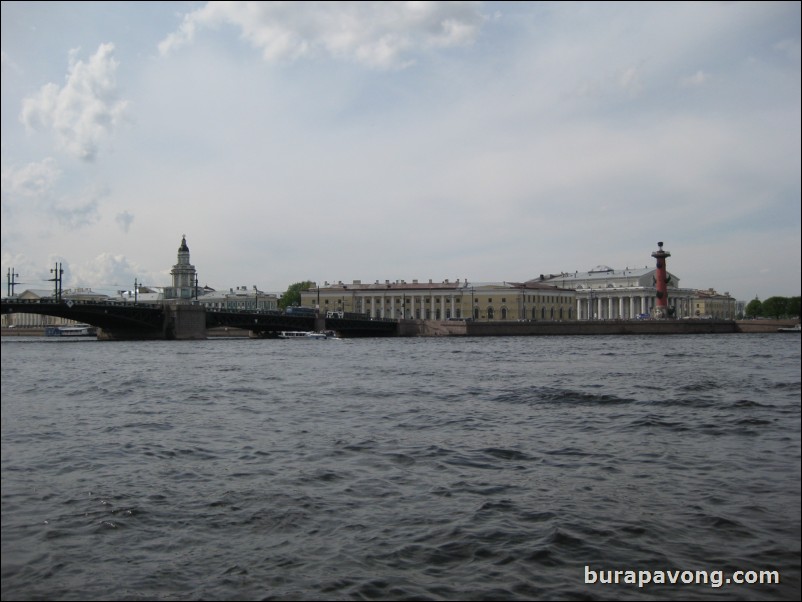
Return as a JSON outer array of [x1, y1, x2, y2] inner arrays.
[[3, 319, 798, 338]]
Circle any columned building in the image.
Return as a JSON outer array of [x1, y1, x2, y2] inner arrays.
[[197, 286, 278, 312], [164, 235, 197, 300], [541, 265, 735, 319], [300, 279, 576, 321]]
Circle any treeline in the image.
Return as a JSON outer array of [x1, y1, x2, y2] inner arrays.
[[744, 296, 801, 319]]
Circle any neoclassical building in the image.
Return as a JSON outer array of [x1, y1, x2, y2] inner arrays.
[[299, 279, 576, 321], [541, 265, 736, 319]]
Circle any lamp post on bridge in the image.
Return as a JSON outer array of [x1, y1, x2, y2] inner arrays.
[[49, 263, 63, 302], [7, 268, 20, 297]]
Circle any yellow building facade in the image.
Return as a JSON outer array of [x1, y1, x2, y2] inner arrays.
[[300, 279, 576, 321]]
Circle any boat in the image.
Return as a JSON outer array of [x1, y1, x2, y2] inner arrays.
[[44, 323, 98, 337], [777, 324, 801, 332], [277, 331, 333, 339]]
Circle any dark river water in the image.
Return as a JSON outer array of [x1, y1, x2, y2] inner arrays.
[[1, 334, 800, 601]]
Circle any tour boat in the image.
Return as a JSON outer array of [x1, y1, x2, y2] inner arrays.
[[44, 324, 97, 337], [277, 331, 331, 339]]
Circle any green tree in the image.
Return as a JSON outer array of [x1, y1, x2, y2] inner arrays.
[[761, 296, 788, 319], [744, 298, 763, 318], [279, 280, 314, 309], [788, 296, 801, 318]]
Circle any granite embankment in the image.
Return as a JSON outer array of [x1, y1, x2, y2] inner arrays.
[[2, 319, 798, 338], [397, 319, 799, 336]]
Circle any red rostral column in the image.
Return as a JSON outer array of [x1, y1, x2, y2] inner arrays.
[[651, 241, 671, 318]]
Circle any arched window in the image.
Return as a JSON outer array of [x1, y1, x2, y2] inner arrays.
[[487, 307, 495, 320], [501, 307, 508, 320]]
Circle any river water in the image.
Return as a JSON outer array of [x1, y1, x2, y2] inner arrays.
[[1, 334, 799, 601]]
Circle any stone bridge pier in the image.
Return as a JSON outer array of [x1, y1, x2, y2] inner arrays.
[[95, 303, 207, 340], [163, 304, 206, 340]]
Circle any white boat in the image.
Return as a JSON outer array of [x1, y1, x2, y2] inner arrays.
[[777, 324, 801, 332], [277, 331, 332, 339], [44, 324, 97, 337]]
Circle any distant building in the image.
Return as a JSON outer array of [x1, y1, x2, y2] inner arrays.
[[300, 279, 576, 321], [197, 286, 278, 312], [540, 265, 736, 319], [164, 235, 197, 300], [118, 286, 165, 304], [690, 288, 738, 319]]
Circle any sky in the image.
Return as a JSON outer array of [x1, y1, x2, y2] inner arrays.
[[2, 1, 800, 301]]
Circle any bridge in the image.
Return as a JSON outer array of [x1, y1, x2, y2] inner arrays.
[[0, 299, 398, 340]]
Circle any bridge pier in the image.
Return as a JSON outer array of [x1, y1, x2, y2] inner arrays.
[[163, 304, 206, 340]]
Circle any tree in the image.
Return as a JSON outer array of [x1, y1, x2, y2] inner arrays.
[[279, 280, 314, 309], [761, 296, 788, 319], [788, 296, 801, 318], [744, 298, 762, 318]]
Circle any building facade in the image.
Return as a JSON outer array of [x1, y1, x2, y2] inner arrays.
[[197, 286, 278, 312], [541, 265, 736, 319], [300, 279, 576, 321]]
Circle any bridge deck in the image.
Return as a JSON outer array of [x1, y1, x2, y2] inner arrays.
[[2, 300, 398, 339]]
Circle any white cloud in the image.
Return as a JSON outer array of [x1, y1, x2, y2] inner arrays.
[[158, 1, 486, 69], [19, 43, 128, 161], [70, 252, 144, 288], [1, 158, 102, 228], [1, 158, 61, 201]]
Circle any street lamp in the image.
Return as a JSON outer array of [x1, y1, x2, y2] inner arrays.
[[49, 263, 63, 302]]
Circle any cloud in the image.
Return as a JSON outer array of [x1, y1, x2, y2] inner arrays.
[[1, 158, 61, 201], [1, 49, 22, 75], [19, 43, 128, 161], [159, 1, 486, 69], [69, 252, 155, 289], [1, 158, 101, 228], [115, 210, 134, 233], [680, 70, 709, 87]]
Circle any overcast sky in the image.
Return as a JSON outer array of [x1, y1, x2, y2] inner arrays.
[[2, 1, 800, 300]]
